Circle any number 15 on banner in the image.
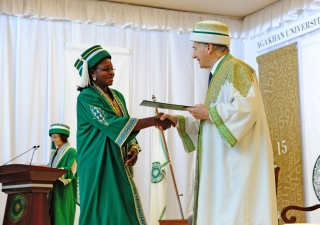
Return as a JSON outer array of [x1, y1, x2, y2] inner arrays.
[[277, 140, 287, 155]]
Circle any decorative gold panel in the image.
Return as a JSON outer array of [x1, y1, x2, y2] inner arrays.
[[257, 43, 305, 224]]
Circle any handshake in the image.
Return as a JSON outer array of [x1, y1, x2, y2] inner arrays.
[[151, 104, 209, 130], [153, 112, 178, 131]]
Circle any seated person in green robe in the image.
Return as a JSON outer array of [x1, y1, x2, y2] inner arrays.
[[74, 45, 172, 225], [40, 123, 77, 225]]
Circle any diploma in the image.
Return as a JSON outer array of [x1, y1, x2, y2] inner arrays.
[[140, 100, 194, 111]]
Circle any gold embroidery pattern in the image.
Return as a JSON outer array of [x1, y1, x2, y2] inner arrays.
[[210, 106, 237, 147], [205, 54, 231, 106], [120, 146, 147, 225], [129, 139, 141, 153], [92, 84, 127, 117], [103, 90, 123, 116], [109, 98, 123, 116], [205, 54, 255, 106], [110, 89, 128, 117], [225, 58, 255, 97], [92, 84, 119, 114], [192, 119, 205, 225], [58, 175, 69, 185], [195, 23, 228, 33], [58, 173, 71, 186], [71, 159, 77, 175], [176, 115, 196, 152]]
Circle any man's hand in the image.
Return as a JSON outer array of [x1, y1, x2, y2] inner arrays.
[[160, 114, 177, 126], [154, 112, 174, 130], [185, 104, 209, 120], [125, 148, 138, 167]]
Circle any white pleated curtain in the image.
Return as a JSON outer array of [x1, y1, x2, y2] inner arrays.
[[241, 0, 320, 39], [0, 0, 243, 37], [2, 0, 320, 224], [1, 0, 320, 40]]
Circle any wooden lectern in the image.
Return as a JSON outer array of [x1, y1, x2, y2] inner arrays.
[[0, 164, 67, 225], [158, 219, 188, 225]]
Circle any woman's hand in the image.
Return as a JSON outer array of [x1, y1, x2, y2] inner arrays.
[[154, 112, 174, 130], [125, 148, 138, 167], [39, 164, 49, 167]]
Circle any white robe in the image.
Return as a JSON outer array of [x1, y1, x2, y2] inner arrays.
[[176, 54, 278, 225]]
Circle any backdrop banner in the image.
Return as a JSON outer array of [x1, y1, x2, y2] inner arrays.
[[257, 43, 305, 224]]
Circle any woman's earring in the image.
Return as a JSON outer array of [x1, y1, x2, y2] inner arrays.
[[92, 75, 96, 81]]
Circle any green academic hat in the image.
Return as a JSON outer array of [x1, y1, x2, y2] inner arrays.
[[74, 45, 112, 88], [49, 123, 70, 150], [189, 20, 231, 46], [49, 123, 70, 137]]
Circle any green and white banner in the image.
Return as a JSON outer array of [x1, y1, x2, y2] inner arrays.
[[149, 125, 169, 225]]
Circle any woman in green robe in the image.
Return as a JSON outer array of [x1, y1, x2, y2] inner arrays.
[[47, 123, 77, 225], [74, 45, 172, 225]]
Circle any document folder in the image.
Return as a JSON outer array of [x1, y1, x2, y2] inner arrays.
[[140, 100, 194, 111]]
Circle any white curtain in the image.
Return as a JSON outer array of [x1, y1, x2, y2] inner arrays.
[[0, 0, 243, 37], [241, 0, 320, 39], [2, 0, 320, 40], [0, 14, 244, 223]]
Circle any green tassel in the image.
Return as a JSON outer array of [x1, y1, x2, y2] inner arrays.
[[51, 141, 56, 150]]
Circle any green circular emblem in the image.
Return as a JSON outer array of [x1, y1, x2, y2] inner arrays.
[[9, 193, 27, 222], [313, 155, 320, 202], [151, 162, 165, 183]]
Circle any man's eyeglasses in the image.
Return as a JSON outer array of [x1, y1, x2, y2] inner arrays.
[[96, 68, 116, 72]]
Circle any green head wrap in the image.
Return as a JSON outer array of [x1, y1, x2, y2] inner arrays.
[[74, 45, 112, 88]]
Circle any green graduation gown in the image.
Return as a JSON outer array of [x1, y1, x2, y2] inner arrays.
[[76, 84, 147, 225], [48, 143, 77, 225]]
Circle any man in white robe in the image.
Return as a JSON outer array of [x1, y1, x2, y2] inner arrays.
[[161, 20, 278, 225]]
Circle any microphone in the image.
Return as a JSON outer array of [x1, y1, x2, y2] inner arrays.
[[30, 145, 40, 165], [3, 145, 37, 166]]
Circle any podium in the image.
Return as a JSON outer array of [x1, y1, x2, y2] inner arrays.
[[159, 219, 188, 225], [0, 164, 67, 225]]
